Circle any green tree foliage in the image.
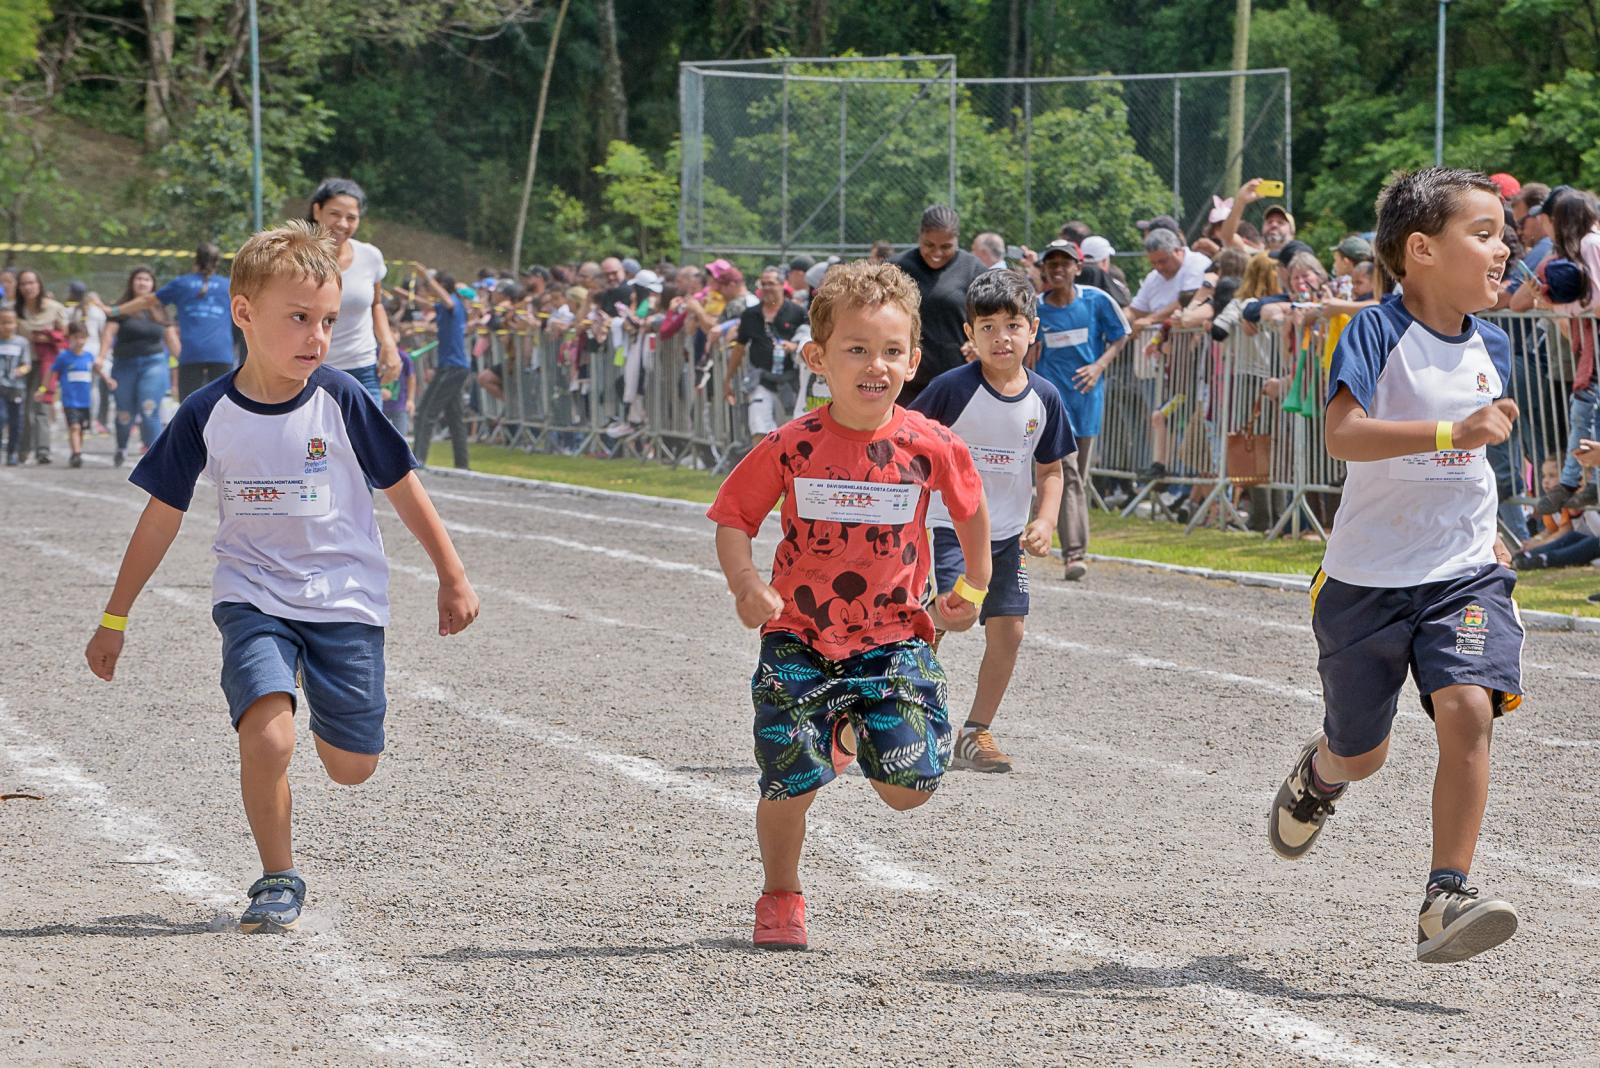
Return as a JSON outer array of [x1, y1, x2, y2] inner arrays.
[[593, 140, 678, 257], [149, 92, 294, 246], [0, 0, 50, 81]]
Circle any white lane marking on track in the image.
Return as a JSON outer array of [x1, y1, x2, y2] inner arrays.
[[426, 488, 708, 536], [388, 560, 664, 633], [1029, 632, 1324, 705], [397, 674, 1429, 1068], [0, 699, 475, 1065], [440, 519, 725, 581]]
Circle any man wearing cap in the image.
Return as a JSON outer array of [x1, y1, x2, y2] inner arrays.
[[725, 266, 806, 442], [785, 255, 815, 307], [1033, 240, 1131, 580], [1216, 177, 1297, 253], [1127, 228, 1211, 333]]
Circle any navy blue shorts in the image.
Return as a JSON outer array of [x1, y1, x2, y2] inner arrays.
[[752, 632, 952, 800], [1310, 564, 1524, 758], [931, 527, 1029, 621], [213, 601, 388, 755]]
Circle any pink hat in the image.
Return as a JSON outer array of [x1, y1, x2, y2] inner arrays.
[[705, 258, 734, 281], [1208, 195, 1234, 225]]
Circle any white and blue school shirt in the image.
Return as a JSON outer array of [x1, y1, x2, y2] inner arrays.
[[910, 361, 1076, 539], [1034, 284, 1131, 439], [130, 366, 419, 626], [1321, 296, 1511, 589]]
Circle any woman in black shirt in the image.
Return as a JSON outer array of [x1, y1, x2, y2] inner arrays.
[[893, 205, 985, 404], [101, 264, 178, 466]]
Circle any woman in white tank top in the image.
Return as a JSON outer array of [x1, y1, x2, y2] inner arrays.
[[306, 178, 399, 403]]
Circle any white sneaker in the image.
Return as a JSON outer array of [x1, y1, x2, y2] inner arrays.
[[1416, 882, 1518, 963]]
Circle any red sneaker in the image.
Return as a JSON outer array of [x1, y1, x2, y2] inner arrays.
[[753, 890, 808, 950]]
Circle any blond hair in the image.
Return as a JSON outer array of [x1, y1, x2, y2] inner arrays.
[[230, 220, 342, 301], [807, 260, 921, 348]]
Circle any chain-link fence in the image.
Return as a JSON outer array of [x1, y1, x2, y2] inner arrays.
[[680, 57, 1290, 262]]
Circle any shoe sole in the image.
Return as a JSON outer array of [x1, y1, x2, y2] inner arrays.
[[1063, 563, 1088, 582], [1417, 902, 1519, 964], [950, 757, 1012, 773], [238, 915, 300, 934], [753, 939, 808, 951]]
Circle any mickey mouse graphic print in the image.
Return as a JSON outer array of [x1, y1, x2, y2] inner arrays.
[[707, 404, 984, 659]]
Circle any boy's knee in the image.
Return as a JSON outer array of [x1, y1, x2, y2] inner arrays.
[[315, 740, 380, 785], [237, 695, 296, 765], [871, 782, 933, 812]]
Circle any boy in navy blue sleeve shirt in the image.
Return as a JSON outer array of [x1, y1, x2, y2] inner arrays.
[[85, 221, 480, 933], [911, 269, 1075, 773], [46, 320, 100, 467], [1268, 168, 1523, 964]]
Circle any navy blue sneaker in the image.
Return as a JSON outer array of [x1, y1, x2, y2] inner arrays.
[[240, 874, 306, 933]]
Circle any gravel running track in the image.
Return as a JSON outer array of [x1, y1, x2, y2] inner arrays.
[[2, 446, 1597, 1067]]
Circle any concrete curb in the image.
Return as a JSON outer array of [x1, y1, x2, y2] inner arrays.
[[422, 464, 1600, 634]]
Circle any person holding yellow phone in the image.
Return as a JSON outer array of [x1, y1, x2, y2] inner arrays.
[[1217, 177, 1299, 254]]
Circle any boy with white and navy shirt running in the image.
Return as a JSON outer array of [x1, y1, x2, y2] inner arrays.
[[86, 221, 479, 933], [912, 269, 1075, 773], [1268, 167, 1524, 964]]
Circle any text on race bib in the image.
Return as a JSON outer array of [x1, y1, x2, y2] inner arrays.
[[793, 478, 920, 525], [66, 371, 94, 383], [222, 477, 333, 517], [967, 444, 1027, 474], [1043, 328, 1090, 349], [1389, 450, 1487, 484]]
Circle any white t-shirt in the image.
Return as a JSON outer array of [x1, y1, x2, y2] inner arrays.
[[326, 239, 386, 371], [908, 361, 1076, 539], [1321, 298, 1511, 588], [1129, 250, 1212, 313], [129, 366, 419, 626], [75, 303, 108, 359]]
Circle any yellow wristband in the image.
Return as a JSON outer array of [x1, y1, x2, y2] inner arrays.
[[99, 612, 128, 632], [953, 576, 988, 606], [1436, 420, 1455, 452]]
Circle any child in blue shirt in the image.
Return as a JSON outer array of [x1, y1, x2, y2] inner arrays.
[[85, 221, 480, 933], [911, 268, 1076, 773], [47, 321, 102, 467], [1268, 167, 1523, 964]]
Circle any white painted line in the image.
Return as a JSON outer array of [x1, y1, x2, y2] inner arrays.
[[440, 519, 725, 582], [1029, 632, 1324, 706], [426, 488, 708, 537], [398, 673, 1430, 1068], [1033, 580, 1315, 636], [388, 560, 663, 634], [0, 699, 474, 1065]]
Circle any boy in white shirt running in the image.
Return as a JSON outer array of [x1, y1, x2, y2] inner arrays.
[[911, 269, 1075, 772], [85, 221, 480, 933], [1267, 167, 1523, 963]]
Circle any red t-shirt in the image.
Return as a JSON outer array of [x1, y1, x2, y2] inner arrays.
[[708, 405, 984, 659]]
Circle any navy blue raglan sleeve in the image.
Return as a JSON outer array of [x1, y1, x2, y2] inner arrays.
[[1327, 304, 1398, 410], [325, 370, 419, 489], [128, 383, 222, 510], [908, 363, 977, 428], [1030, 374, 1077, 464]]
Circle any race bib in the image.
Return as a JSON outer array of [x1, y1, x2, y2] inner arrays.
[[1044, 328, 1089, 349], [1389, 450, 1486, 483], [968, 444, 1027, 475], [793, 478, 920, 525], [66, 370, 93, 383], [222, 477, 332, 517]]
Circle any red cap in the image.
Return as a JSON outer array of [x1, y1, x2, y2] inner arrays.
[[1489, 173, 1521, 200]]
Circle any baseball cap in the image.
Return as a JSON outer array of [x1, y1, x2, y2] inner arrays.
[[788, 254, 815, 273], [1489, 173, 1521, 200], [1080, 236, 1115, 262], [1135, 214, 1181, 235], [1542, 259, 1586, 304], [1263, 205, 1296, 228], [705, 258, 734, 281], [631, 269, 663, 294], [1273, 239, 1315, 266], [1529, 184, 1571, 217], [1040, 239, 1082, 262], [1330, 235, 1373, 262]]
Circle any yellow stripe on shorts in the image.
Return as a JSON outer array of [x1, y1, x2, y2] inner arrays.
[[1308, 568, 1328, 620]]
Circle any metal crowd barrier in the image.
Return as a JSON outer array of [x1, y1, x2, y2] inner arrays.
[[399, 305, 1596, 543]]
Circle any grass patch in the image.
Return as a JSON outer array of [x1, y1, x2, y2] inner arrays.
[[456, 446, 1600, 618]]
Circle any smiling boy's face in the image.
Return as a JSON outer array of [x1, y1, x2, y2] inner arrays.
[[802, 301, 920, 430], [1409, 188, 1509, 314], [233, 274, 342, 384]]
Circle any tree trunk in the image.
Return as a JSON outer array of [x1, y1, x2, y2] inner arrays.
[[806, 0, 828, 55], [142, 0, 176, 148], [510, 0, 571, 275], [596, 0, 628, 145], [1004, 0, 1020, 124]]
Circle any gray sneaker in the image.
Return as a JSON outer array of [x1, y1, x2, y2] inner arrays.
[[1416, 883, 1518, 963], [1268, 734, 1346, 860], [1571, 481, 1599, 510], [1532, 483, 1575, 516], [1063, 558, 1088, 582]]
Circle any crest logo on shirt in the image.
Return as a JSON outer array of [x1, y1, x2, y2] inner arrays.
[[1460, 604, 1486, 630], [1475, 372, 1489, 394], [306, 437, 327, 461], [1455, 602, 1488, 657], [1024, 417, 1039, 438]]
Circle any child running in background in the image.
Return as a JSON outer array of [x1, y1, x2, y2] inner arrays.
[[1268, 167, 1523, 964], [85, 221, 479, 933], [0, 309, 32, 465], [46, 321, 102, 467], [708, 260, 991, 951], [910, 269, 1075, 772]]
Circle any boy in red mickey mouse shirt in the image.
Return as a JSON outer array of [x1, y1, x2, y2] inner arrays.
[[709, 260, 991, 951]]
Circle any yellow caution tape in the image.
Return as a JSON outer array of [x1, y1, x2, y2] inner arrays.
[[0, 243, 234, 259]]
